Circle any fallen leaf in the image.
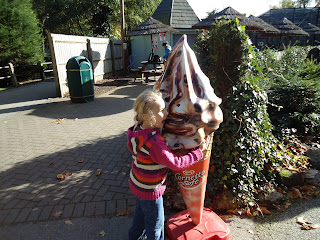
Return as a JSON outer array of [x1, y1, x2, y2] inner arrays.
[[79, 157, 84, 163], [273, 204, 285, 212], [49, 162, 54, 165], [64, 220, 72, 225], [310, 224, 320, 229], [116, 210, 131, 216], [301, 223, 313, 230], [296, 216, 306, 225], [292, 187, 302, 199], [296, 216, 312, 225], [99, 230, 106, 236], [246, 207, 253, 218], [57, 172, 72, 181], [56, 173, 66, 181], [260, 207, 272, 215], [96, 169, 102, 176], [284, 202, 291, 209], [248, 229, 254, 234], [53, 211, 63, 218], [218, 215, 233, 221], [53, 118, 67, 124], [209, 165, 215, 172], [278, 187, 285, 195]]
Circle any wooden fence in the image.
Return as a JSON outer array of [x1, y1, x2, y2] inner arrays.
[[48, 33, 123, 97], [0, 63, 19, 87]]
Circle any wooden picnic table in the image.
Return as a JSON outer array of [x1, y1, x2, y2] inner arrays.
[[131, 61, 164, 82]]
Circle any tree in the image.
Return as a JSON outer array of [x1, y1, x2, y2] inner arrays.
[[296, 0, 312, 7], [32, 0, 161, 38], [280, 0, 295, 8], [0, 0, 43, 65], [271, 0, 312, 8]]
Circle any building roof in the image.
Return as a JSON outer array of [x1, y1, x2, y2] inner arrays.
[[192, 7, 265, 31], [152, 0, 199, 29], [127, 17, 179, 36], [259, 7, 320, 26], [248, 15, 281, 34], [270, 17, 309, 36]]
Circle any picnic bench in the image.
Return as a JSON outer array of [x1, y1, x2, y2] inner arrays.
[[130, 61, 164, 82]]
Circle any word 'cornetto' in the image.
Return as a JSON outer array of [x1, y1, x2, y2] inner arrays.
[[175, 170, 205, 187]]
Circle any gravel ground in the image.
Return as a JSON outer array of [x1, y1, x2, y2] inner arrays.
[[93, 77, 133, 96]]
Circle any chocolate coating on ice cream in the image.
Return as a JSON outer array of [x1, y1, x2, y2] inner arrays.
[[154, 35, 223, 150]]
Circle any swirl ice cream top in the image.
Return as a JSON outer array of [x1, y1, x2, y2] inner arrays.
[[154, 34, 223, 150]]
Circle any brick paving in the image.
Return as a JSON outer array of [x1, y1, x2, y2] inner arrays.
[[0, 81, 152, 225]]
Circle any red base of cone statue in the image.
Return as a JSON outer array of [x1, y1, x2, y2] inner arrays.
[[166, 208, 230, 240]]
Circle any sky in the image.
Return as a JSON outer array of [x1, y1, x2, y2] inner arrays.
[[187, 0, 317, 19]]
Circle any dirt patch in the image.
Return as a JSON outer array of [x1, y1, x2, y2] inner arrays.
[[94, 77, 133, 96]]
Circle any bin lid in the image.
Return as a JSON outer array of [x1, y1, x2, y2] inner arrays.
[[67, 56, 92, 70]]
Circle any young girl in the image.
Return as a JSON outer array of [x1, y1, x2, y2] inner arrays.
[[127, 90, 204, 240]]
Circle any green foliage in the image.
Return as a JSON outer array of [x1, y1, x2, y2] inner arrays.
[[194, 20, 291, 204], [210, 79, 288, 204], [32, 0, 161, 38], [252, 46, 320, 138], [0, 0, 43, 65], [194, 20, 254, 98]]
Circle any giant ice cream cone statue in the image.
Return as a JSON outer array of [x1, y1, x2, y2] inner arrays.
[[154, 35, 223, 225]]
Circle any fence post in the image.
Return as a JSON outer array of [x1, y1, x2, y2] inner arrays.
[[40, 63, 46, 81], [110, 40, 116, 76], [48, 32, 61, 97], [86, 38, 96, 83], [8, 63, 19, 87]]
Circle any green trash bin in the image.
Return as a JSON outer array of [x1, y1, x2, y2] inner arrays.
[[66, 56, 94, 103]]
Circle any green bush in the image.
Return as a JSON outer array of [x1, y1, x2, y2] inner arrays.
[[194, 19, 253, 98], [252, 46, 320, 139], [194, 20, 294, 205]]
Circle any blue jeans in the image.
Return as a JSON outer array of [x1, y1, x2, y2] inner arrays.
[[129, 196, 164, 240]]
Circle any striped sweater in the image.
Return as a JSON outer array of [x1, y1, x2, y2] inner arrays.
[[127, 125, 203, 200]]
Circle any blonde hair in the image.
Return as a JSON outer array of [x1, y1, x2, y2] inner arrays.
[[133, 90, 163, 127]]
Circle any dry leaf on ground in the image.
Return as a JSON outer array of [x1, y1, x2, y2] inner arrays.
[[96, 169, 102, 176], [79, 157, 84, 163], [64, 220, 72, 225], [99, 230, 106, 236], [53, 118, 67, 124], [116, 210, 131, 216], [56, 172, 72, 181], [296, 217, 320, 230], [301, 223, 320, 230], [260, 207, 272, 215], [273, 204, 285, 212], [53, 211, 63, 218], [248, 229, 254, 234]]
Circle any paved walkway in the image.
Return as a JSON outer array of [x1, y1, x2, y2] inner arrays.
[[0, 79, 319, 240], [0, 80, 152, 224]]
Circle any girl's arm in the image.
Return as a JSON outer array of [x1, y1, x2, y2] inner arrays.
[[149, 139, 203, 171]]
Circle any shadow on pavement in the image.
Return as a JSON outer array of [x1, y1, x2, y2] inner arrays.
[[0, 133, 135, 225], [27, 82, 151, 120], [0, 79, 57, 106]]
